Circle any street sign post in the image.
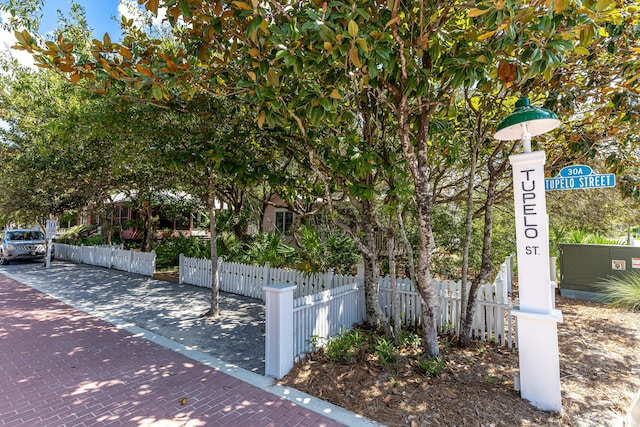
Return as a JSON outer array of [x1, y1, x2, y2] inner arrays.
[[45, 219, 57, 268], [545, 165, 615, 191], [45, 220, 57, 239]]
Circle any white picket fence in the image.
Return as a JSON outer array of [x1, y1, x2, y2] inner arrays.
[[179, 254, 355, 300], [265, 257, 514, 378], [179, 254, 516, 350], [53, 243, 156, 277], [377, 261, 515, 347], [291, 283, 366, 360]]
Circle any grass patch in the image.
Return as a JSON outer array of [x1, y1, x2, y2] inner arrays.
[[598, 271, 640, 311]]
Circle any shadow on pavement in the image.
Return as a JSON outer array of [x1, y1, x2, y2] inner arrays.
[[0, 260, 266, 374]]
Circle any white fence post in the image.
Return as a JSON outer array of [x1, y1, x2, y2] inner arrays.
[[128, 249, 133, 273], [506, 255, 514, 293], [497, 265, 508, 304], [150, 250, 156, 277], [356, 263, 364, 287], [179, 253, 184, 284], [263, 262, 271, 286], [323, 268, 334, 291], [264, 283, 296, 379]]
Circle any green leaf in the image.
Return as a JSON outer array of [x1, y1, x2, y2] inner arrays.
[[310, 105, 324, 124], [348, 20, 359, 38], [574, 46, 590, 55], [151, 84, 163, 101], [246, 16, 263, 39]]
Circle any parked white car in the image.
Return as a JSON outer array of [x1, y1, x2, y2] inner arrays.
[[0, 229, 53, 265]]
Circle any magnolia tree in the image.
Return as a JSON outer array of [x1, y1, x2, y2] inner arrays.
[[9, 0, 639, 355]]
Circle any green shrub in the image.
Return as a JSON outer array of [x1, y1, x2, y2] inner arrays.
[[217, 231, 244, 262], [294, 225, 361, 274], [243, 232, 296, 267], [82, 234, 104, 246], [323, 229, 361, 275], [324, 327, 368, 363], [295, 224, 324, 273], [153, 235, 209, 270], [597, 271, 640, 311], [56, 224, 100, 245]]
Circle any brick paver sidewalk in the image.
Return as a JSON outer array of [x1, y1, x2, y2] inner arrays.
[[0, 274, 348, 427]]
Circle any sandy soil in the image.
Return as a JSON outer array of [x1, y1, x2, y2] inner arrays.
[[280, 296, 640, 426]]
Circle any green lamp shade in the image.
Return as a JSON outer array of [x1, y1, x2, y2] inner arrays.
[[494, 97, 561, 141]]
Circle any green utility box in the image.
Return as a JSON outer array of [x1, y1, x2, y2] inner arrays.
[[559, 243, 640, 301]]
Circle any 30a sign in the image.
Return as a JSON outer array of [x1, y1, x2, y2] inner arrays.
[[545, 165, 615, 191], [45, 219, 57, 239]]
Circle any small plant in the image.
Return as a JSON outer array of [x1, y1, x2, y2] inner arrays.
[[475, 342, 488, 355], [485, 374, 500, 384], [441, 321, 456, 336], [324, 327, 367, 363], [374, 336, 398, 367], [389, 375, 401, 388], [399, 330, 422, 349], [416, 355, 447, 377], [307, 335, 326, 352], [597, 272, 640, 311], [440, 336, 453, 353]]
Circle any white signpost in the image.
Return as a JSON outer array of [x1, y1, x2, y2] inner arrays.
[[45, 219, 56, 268], [510, 151, 563, 411], [494, 97, 563, 412]]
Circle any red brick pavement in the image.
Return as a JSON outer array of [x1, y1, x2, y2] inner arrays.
[[0, 274, 345, 427]]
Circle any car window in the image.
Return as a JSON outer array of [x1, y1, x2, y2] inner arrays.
[[28, 231, 44, 240], [5, 231, 44, 241]]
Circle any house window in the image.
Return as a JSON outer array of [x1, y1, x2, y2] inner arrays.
[[119, 207, 129, 229], [274, 209, 294, 234]]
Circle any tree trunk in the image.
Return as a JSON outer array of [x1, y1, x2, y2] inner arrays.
[[415, 194, 439, 358], [460, 173, 498, 347], [459, 144, 478, 344], [360, 200, 386, 328], [141, 200, 153, 252], [201, 172, 220, 318], [395, 94, 439, 358], [100, 202, 115, 245], [396, 208, 415, 283], [387, 227, 401, 344]]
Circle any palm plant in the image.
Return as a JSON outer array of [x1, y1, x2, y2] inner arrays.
[[244, 232, 296, 267]]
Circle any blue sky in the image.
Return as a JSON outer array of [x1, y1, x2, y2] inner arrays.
[[0, 0, 153, 66], [41, 0, 123, 40]]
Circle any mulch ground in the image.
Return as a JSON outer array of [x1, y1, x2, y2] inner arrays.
[[279, 296, 640, 426]]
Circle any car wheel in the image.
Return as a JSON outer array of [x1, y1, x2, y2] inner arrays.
[[0, 257, 9, 265]]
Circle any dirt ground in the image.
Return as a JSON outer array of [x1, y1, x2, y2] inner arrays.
[[280, 296, 640, 426]]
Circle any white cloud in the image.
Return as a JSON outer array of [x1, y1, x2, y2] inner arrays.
[[0, 11, 36, 69], [118, 0, 167, 30]]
